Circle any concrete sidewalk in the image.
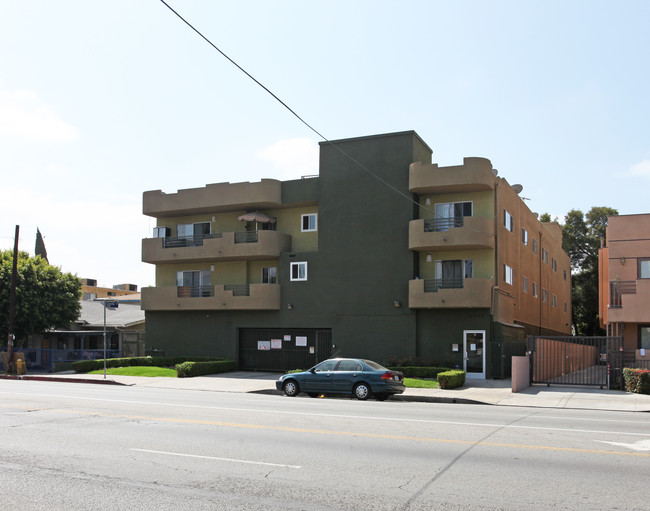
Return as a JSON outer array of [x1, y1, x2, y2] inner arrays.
[[3, 371, 650, 412]]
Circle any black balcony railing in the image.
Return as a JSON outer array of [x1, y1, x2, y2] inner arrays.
[[162, 233, 221, 248], [423, 217, 464, 232], [609, 281, 636, 308], [234, 231, 259, 244], [224, 284, 251, 296], [177, 285, 214, 298], [423, 278, 464, 292]]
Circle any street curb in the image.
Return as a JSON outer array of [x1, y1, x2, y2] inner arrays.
[[0, 374, 127, 385]]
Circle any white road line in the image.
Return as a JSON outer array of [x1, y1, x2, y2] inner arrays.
[[1, 390, 649, 437], [130, 448, 301, 468]]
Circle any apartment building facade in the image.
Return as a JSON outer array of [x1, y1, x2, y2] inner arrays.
[[599, 213, 650, 366], [141, 131, 571, 378]]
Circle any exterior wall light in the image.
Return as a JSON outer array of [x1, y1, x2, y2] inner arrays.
[[287, 303, 294, 310], [394, 300, 401, 308], [425, 255, 432, 263], [620, 257, 626, 265]]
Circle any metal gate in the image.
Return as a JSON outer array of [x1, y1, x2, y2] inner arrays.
[[239, 328, 332, 371], [527, 336, 623, 388]]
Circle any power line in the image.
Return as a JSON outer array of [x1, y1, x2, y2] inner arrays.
[[158, 0, 437, 216]]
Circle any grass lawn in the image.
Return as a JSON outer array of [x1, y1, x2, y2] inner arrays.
[[404, 378, 439, 389], [88, 366, 177, 377]]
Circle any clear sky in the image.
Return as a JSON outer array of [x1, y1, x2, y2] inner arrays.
[[1, 0, 648, 289]]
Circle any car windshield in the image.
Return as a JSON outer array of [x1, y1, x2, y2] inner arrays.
[[361, 360, 388, 371]]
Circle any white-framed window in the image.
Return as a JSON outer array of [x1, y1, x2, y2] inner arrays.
[[552, 294, 558, 307], [153, 226, 170, 238], [521, 227, 528, 246], [504, 264, 514, 285], [542, 288, 549, 303], [533, 282, 538, 298], [542, 248, 549, 263], [639, 259, 650, 279], [504, 209, 514, 232], [522, 276, 529, 294], [301, 214, 317, 232], [552, 258, 557, 271], [290, 262, 308, 281], [262, 267, 277, 284]]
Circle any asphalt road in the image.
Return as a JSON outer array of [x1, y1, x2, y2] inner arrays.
[[1, 380, 649, 511]]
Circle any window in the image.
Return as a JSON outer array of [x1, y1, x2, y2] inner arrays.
[[262, 267, 277, 284], [337, 360, 362, 371], [522, 276, 529, 294], [564, 302, 568, 312], [533, 282, 538, 298], [564, 269, 568, 281], [552, 258, 557, 271], [521, 228, 528, 246], [552, 294, 558, 307], [542, 249, 549, 263], [176, 270, 211, 297], [177, 222, 210, 246], [434, 259, 473, 288], [290, 262, 308, 281], [504, 209, 514, 232], [640, 326, 650, 350], [542, 288, 548, 303], [153, 226, 170, 238], [434, 201, 472, 231], [504, 264, 514, 285], [314, 360, 337, 372], [639, 259, 650, 279], [301, 213, 317, 232], [532, 238, 538, 254]]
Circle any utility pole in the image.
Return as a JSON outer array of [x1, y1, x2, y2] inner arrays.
[[7, 225, 19, 372]]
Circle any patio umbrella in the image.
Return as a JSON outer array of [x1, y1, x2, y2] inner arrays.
[[237, 211, 276, 230]]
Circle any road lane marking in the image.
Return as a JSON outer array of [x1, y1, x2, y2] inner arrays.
[[130, 448, 301, 468], [2, 402, 650, 458], [595, 440, 650, 451], [0, 396, 648, 437]]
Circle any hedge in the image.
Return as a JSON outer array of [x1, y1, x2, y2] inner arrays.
[[387, 366, 452, 379], [72, 356, 225, 374], [623, 368, 650, 394], [176, 360, 238, 378], [437, 370, 466, 389]]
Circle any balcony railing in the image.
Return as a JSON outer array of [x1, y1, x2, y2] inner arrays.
[[423, 278, 464, 292], [162, 233, 221, 248], [609, 281, 636, 308], [234, 231, 259, 244], [424, 217, 464, 232], [177, 285, 214, 298], [224, 284, 250, 296]]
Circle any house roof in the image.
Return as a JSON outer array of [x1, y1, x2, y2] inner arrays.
[[77, 301, 145, 329]]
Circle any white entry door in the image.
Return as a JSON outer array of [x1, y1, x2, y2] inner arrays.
[[463, 330, 486, 379]]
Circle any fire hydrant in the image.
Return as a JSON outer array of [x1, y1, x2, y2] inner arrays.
[[16, 358, 26, 375]]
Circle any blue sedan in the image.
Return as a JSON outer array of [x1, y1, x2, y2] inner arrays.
[[276, 358, 405, 400]]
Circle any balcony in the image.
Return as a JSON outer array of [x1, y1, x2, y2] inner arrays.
[[141, 283, 281, 311], [409, 158, 496, 195], [409, 217, 495, 252], [142, 231, 292, 264], [409, 278, 493, 309], [143, 179, 282, 217], [608, 279, 650, 323]]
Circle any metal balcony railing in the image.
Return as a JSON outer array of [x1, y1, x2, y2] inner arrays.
[[224, 284, 251, 296], [609, 281, 636, 308], [234, 231, 259, 244], [177, 285, 214, 298], [162, 233, 221, 248], [423, 217, 464, 232], [423, 278, 464, 292]]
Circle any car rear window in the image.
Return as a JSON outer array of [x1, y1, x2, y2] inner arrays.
[[362, 360, 388, 371]]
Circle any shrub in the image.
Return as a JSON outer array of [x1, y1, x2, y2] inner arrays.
[[72, 356, 224, 373], [175, 360, 237, 378], [387, 366, 452, 379], [623, 368, 650, 394], [437, 370, 466, 389]]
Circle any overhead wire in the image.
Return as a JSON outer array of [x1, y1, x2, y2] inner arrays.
[[158, 0, 441, 218]]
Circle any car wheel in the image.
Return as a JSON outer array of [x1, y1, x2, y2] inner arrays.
[[354, 383, 371, 400], [283, 380, 299, 397]]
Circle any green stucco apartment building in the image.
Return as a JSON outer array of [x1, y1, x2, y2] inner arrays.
[[142, 131, 571, 378]]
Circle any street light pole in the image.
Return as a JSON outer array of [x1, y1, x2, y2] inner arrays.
[[94, 298, 119, 380]]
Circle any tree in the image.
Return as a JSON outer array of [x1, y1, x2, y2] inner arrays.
[[35, 228, 48, 262], [562, 207, 618, 336], [1, 250, 81, 347]]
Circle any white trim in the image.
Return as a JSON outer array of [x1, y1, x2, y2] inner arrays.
[[301, 213, 317, 232], [290, 261, 308, 281]]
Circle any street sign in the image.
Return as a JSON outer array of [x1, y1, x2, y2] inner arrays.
[[105, 301, 119, 310]]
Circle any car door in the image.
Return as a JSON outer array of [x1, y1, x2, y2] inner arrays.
[[331, 360, 363, 393], [300, 359, 337, 393]]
